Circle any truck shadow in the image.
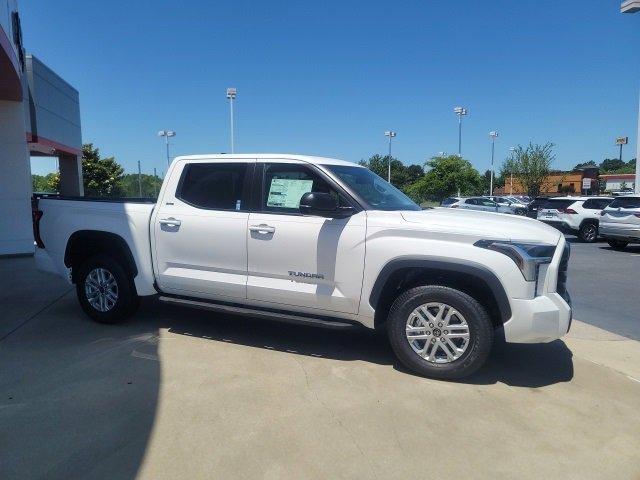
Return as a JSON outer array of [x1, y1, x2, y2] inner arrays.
[[152, 299, 573, 388]]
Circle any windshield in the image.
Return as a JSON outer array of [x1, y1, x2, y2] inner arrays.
[[325, 165, 421, 211]]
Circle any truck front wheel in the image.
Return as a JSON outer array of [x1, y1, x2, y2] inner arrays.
[[387, 285, 493, 379], [76, 254, 140, 323]]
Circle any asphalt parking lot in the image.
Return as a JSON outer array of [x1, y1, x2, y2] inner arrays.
[[566, 238, 640, 340], [1, 241, 639, 479]]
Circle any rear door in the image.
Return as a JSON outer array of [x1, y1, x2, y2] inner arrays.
[[477, 198, 499, 212], [152, 159, 254, 300], [582, 198, 614, 220], [246, 160, 366, 314], [461, 198, 479, 211], [602, 197, 640, 228]]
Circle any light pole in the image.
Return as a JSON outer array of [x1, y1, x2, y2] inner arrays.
[[158, 130, 176, 166], [621, 1, 640, 192], [454, 107, 468, 156], [137, 160, 142, 197], [489, 131, 499, 195], [509, 146, 516, 195], [384, 131, 396, 183], [226, 87, 237, 153]]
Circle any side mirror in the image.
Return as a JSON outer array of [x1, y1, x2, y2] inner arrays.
[[299, 192, 353, 218]]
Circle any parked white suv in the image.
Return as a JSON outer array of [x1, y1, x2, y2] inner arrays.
[[537, 196, 614, 242], [599, 195, 640, 250], [33, 154, 572, 379]]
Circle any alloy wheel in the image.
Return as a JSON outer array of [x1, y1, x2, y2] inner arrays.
[[405, 302, 471, 363], [85, 268, 119, 312]]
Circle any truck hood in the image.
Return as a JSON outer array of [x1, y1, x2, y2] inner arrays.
[[400, 208, 561, 245]]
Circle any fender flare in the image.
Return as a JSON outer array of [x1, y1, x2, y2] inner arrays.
[[64, 230, 139, 279], [369, 256, 512, 323]]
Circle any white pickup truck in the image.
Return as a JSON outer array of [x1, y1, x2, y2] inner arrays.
[[33, 154, 572, 379]]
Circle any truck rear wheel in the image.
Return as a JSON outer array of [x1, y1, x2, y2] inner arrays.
[[387, 285, 493, 379], [76, 254, 139, 323]]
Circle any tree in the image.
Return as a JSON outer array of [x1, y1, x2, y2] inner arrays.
[[32, 172, 59, 193], [599, 158, 626, 172], [82, 143, 124, 197], [120, 173, 163, 198], [359, 154, 424, 191], [573, 160, 597, 170], [405, 154, 482, 202], [509, 143, 555, 197]]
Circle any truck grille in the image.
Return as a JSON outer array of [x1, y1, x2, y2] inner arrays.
[[557, 242, 570, 303]]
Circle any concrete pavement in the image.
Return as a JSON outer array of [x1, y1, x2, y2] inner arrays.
[[1, 257, 639, 479]]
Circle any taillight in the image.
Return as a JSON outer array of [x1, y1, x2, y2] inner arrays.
[[451, 205, 459, 208], [32, 209, 45, 248], [635, 213, 640, 219], [560, 208, 577, 214], [600, 210, 606, 216]]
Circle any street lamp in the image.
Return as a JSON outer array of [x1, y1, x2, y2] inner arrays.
[[226, 87, 237, 153], [158, 130, 176, 166], [508, 146, 516, 195], [384, 131, 397, 183], [489, 131, 499, 195], [453, 106, 468, 156], [622, 2, 639, 192]]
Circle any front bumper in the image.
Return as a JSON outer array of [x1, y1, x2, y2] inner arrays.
[[502, 292, 572, 343]]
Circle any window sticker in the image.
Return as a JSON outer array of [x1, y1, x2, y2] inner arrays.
[[267, 178, 313, 208]]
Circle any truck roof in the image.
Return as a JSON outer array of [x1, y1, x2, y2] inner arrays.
[[174, 153, 360, 167]]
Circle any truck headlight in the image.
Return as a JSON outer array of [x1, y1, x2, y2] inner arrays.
[[474, 240, 555, 287]]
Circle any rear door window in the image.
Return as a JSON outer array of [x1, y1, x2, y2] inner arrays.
[[583, 198, 613, 210], [609, 197, 640, 209], [177, 162, 249, 211], [543, 199, 575, 210]]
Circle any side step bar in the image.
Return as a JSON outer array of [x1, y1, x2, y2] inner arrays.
[[158, 296, 358, 330]]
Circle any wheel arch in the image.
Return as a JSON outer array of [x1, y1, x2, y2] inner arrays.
[[369, 257, 512, 330], [65, 230, 138, 283], [579, 218, 599, 228]]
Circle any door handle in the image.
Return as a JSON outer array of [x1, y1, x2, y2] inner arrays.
[[249, 224, 275, 234], [159, 218, 181, 227]]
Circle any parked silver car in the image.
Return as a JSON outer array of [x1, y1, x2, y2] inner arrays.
[[485, 196, 528, 215], [441, 197, 513, 214]]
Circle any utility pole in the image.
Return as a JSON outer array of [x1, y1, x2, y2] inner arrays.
[[621, 1, 640, 192], [226, 88, 237, 153], [384, 131, 397, 183], [489, 131, 499, 196], [137, 160, 142, 197], [453, 107, 468, 156], [153, 167, 158, 197], [158, 130, 176, 166]]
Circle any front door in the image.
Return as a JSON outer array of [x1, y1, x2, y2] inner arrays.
[[152, 160, 253, 300], [246, 161, 366, 314]]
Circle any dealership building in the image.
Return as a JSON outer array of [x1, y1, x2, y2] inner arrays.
[[1, 0, 83, 255]]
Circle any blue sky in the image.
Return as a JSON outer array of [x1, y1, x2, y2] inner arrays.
[[24, 0, 639, 177]]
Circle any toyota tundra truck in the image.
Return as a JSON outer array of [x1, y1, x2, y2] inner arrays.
[[33, 154, 572, 379]]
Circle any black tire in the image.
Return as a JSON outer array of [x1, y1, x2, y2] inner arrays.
[[515, 208, 526, 216], [578, 222, 598, 243], [387, 285, 493, 380], [75, 254, 139, 323], [607, 239, 629, 250]]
